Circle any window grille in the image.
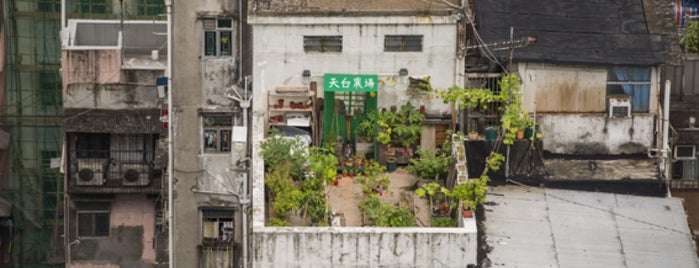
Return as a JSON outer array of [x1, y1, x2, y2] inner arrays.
[[303, 36, 343, 53], [384, 35, 423, 52]]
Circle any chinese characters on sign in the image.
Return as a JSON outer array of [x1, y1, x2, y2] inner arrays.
[[324, 74, 378, 92]]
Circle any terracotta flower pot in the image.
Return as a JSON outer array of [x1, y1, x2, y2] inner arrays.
[[462, 209, 473, 218]]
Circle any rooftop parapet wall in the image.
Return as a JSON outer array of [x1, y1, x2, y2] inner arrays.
[[253, 227, 477, 267], [249, 0, 462, 15]]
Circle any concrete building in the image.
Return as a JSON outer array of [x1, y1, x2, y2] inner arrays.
[[170, 0, 251, 267], [61, 18, 168, 267], [249, 1, 477, 267]]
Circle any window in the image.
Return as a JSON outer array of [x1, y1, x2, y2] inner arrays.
[[202, 209, 234, 244], [203, 19, 233, 57], [77, 202, 110, 237], [136, 0, 165, 16], [76, 133, 110, 159], [77, 0, 109, 14], [203, 115, 232, 153], [38, 71, 62, 106], [38, 0, 60, 12], [607, 67, 651, 112], [200, 209, 235, 267], [384, 35, 423, 52], [303, 36, 343, 53]]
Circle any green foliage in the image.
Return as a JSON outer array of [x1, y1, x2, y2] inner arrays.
[[265, 163, 303, 216], [355, 110, 378, 142], [377, 102, 424, 147], [356, 160, 390, 195], [358, 194, 415, 227], [451, 178, 488, 210], [407, 148, 452, 180], [439, 74, 531, 145], [259, 128, 308, 179], [307, 147, 339, 187], [431, 216, 457, 227], [415, 181, 449, 214], [681, 21, 699, 53], [266, 218, 289, 227]]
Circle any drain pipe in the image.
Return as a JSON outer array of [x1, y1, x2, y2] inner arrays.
[[165, 0, 174, 267], [662, 80, 671, 195]]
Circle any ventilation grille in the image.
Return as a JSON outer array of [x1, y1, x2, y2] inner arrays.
[[608, 97, 631, 118]]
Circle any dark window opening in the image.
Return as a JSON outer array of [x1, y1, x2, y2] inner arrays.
[[203, 115, 233, 153], [203, 19, 233, 57], [384, 35, 423, 52], [77, 202, 110, 237], [304, 36, 343, 53]]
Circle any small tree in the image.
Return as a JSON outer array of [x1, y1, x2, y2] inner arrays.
[[407, 148, 452, 180]]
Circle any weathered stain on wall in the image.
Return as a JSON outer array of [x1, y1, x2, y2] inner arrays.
[[252, 227, 477, 267], [62, 50, 122, 90], [250, 0, 460, 13], [521, 64, 607, 113], [539, 114, 655, 154], [202, 58, 237, 106], [64, 84, 160, 109], [68, 195, 156, 267]]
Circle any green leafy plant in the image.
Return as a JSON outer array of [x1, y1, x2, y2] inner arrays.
[[415, 181, 450, 215], [356, 160, 390, 195], [406, 148, 452, 180], [358, 194, 415, 227], [681, 21, 699, 53], [266, 218, 289, 227], [265, 163, 303, 217], [377, 102, 424, 148], [450, 177, 488, 211], [259, 128, 308, 179], [431, 216, 457, 227], [355, 110, 378, 142]]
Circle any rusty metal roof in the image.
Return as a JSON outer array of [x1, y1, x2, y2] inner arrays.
[[63, 108, 163, 134]]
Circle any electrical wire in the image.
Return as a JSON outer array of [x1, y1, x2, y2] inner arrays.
[[463, 9, 508, 73]]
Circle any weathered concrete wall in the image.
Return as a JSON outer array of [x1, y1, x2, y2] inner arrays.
[[62, 50, 122, 88], [517, 63, 659, 155], [64, 84, 160, 109], [68, 195, 155, 267], [250, 18, 457, 112], [251, 16, 460, 228], [172, 0, 245, 267], [253, 227, 477, 267], [538, 114, 655, 154]]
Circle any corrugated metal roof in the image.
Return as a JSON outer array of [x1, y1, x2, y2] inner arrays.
[[485, 185, 698, 268], [63, 108, 163, 134]]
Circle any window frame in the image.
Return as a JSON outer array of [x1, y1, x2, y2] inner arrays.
[[202, 114, 233, 154], [384, 35, 423, 52], [201, 209, 235, 245], [303, 36, 343, 53], [606, 66, 652, 113], [76, 202, 110, 238], [202, 18, 234, 57]]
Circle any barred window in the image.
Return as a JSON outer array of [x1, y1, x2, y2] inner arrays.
[[303, 36, 343, 53], [203, 19, 233, 57], [384, 35, 423, 52]]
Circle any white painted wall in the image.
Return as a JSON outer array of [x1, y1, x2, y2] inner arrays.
[[518, 64, 658, 154], [251, 15, 461, 227], [253, 227, 477, 268]]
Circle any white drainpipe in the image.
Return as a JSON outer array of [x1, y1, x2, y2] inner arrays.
[[166, 0, 174, 267]]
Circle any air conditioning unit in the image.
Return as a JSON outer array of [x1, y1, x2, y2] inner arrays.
[[75, 159, 107, 186], [674, 145, 696, 160], [121, 163, 150, 186], [608, 97, 631, 118]]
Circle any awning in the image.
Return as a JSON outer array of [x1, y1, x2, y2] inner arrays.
[[63, 108, 163, 134]]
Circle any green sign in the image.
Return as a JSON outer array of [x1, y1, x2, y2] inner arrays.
[[324, 74, 378, 92]]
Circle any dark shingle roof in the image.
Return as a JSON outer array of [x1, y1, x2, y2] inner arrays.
[[473, 0, 670, 66]]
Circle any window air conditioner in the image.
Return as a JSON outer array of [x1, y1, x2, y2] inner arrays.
[[75, 159, 107, 186], [121, 163, 150, 186], [674, 145, 696, 160], [608, 97, 631, 118]]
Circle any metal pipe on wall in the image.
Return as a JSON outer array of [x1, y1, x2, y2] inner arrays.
[[165, 0, 174, 267]]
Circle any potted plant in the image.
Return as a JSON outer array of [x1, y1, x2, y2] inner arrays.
[[377, 102, 424, 148], [406, 148, 452, 181], [450, 177, 488, 218], [355, 110, 378, 158], [415, 181, 451, 217]]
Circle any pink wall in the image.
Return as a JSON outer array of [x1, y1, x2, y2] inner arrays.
[[61, 49, 123, 91], [110, 195, 156, 263]]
